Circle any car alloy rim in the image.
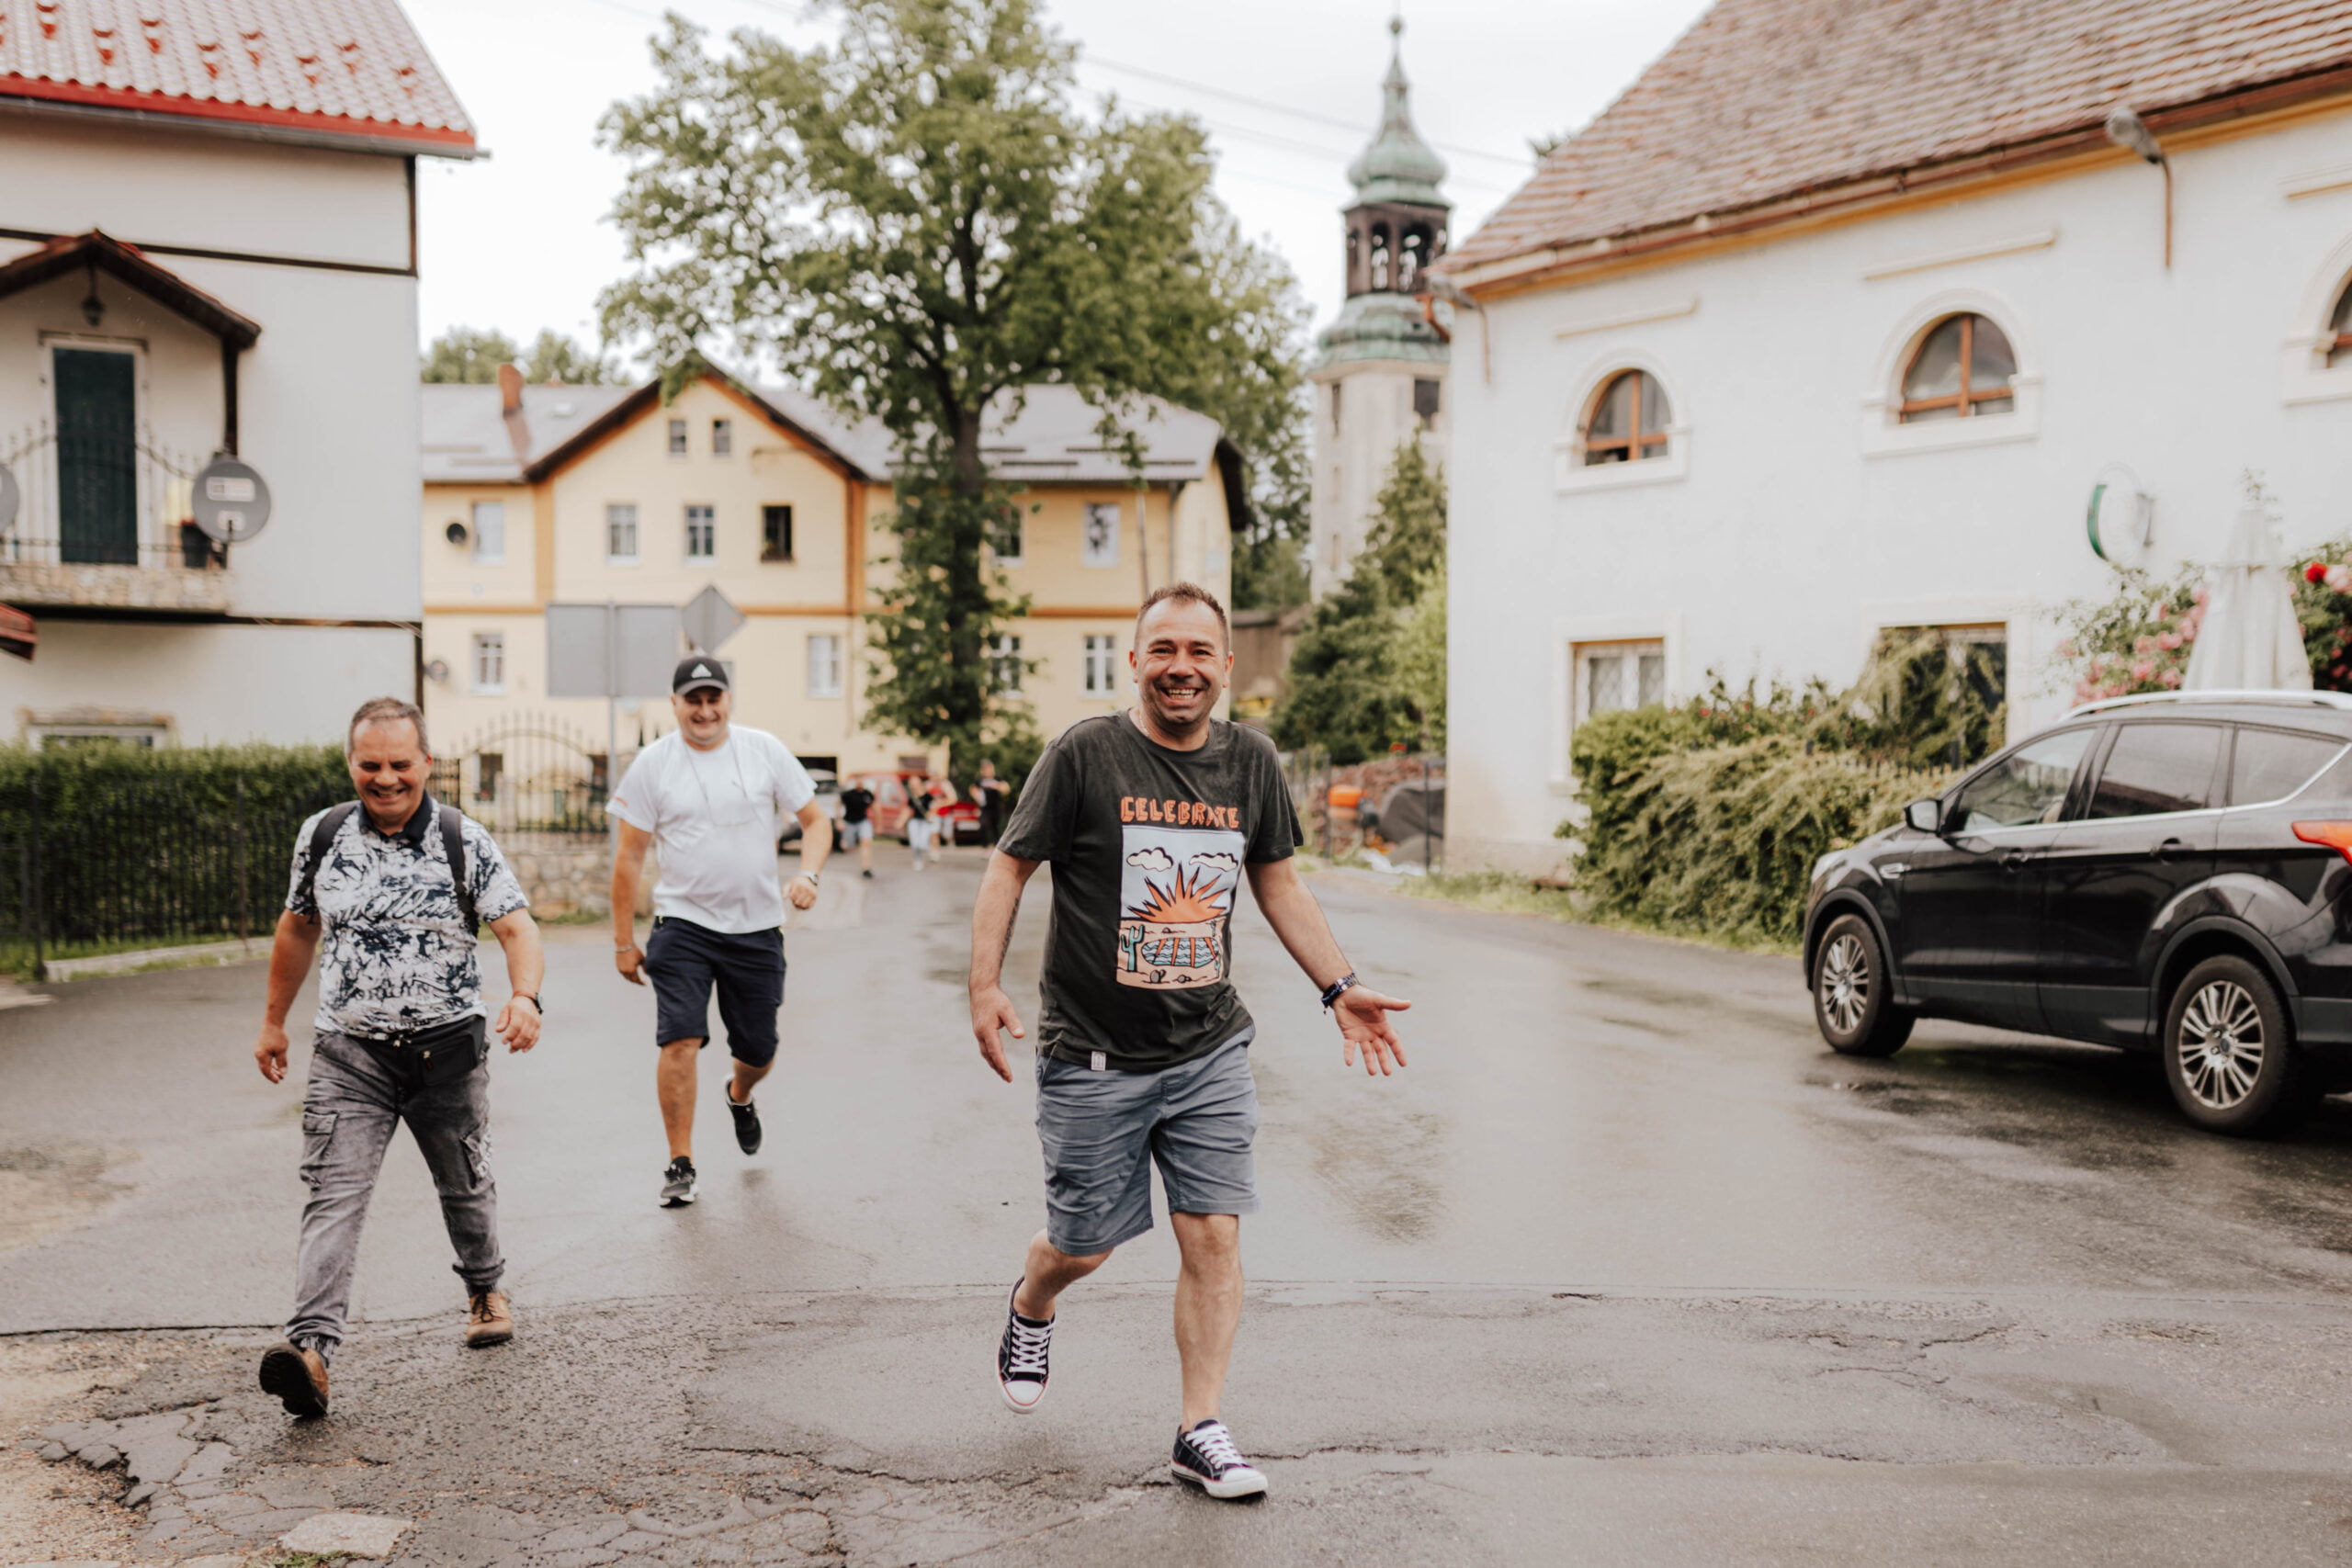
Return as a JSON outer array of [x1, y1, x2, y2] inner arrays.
[[2177, 979, 2264, 1111], [1819, 933, 1869, 1033]]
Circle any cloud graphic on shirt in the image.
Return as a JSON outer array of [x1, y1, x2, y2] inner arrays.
[[1125, 847, 1174, 872], [1188, 852, 1241, 876]]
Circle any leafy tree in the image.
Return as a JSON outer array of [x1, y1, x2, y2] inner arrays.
[[596, 0, 1306, 770], [520, 329, 621, 386], [420, 326, 521, 383], [1271, 440, 1446, 761]]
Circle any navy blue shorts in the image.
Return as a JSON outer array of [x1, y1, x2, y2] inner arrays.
[[643, 916, 786, 1067]]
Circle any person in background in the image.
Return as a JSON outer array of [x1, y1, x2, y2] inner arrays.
[[972, 759, 1011, 848], [610, 658, 830, 1208], [838, 776, 876, 880], [254, 696, 542, 1419], [905, 772, 936, 871]]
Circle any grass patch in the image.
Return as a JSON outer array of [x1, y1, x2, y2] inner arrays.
[[1344, 867, 1802, 958], [0, 931, 252, 982]]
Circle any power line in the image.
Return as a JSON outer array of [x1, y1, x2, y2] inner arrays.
[[1081, 52, 1532, 169]]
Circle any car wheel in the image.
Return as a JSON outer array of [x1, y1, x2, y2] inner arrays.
[[2161, 955, 2316, 1135], [1812, 913, 1914, 1057]]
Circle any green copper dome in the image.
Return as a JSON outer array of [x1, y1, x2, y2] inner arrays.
[[1346, 19, 1449, 210]]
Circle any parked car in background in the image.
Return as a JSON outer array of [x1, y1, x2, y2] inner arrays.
[[845, 773, 915, 840], [1804, 692, 2352, 1135], [934, 795, 985, 845], [778, 770, 839, 849]]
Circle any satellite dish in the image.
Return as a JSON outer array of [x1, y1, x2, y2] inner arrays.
[[0, 460, 17, 536], [2086, 463, 2154, 567], [191, 455, 272, 545], [425, 658, 452, 684], [445, 520, 470, 546]]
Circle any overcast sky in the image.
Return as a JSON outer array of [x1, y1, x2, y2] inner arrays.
[[400, 0, 1709, 367]]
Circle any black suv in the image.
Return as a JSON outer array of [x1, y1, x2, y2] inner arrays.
[[1804, 692, 2352, 1134]]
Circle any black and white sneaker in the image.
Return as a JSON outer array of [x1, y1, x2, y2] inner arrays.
[[659, 1156, 697, 1207], [996, 1283, 1053, 1414], [725, 1087, 762, 1156], [1171, 1419, 1268, 1499]]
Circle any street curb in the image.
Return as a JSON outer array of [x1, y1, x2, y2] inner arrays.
[[39, 939, 263, 981]]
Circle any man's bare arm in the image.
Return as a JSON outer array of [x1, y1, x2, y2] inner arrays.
[[612, 820, 653, 984], [790, 798, 831, 906], [969, 850, 1043, 1082], [488, 908, 545, 1053], [254, 909, 322, 1084], [1247, 858, 1412, 1077]]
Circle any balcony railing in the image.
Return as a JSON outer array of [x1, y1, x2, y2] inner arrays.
[[0, 423, 232, 611]]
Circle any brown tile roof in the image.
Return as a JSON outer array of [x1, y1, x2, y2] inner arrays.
[[0, 0, 474, 154], [1443, 0, 2352, 279]]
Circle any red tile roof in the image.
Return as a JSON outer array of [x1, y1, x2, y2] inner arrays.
[[1444, 0, 2352, 282], [0, 0, 474, 154]]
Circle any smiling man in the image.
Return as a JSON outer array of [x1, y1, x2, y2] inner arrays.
[[254, 697, 543, 1419], [968, 581, 1412, 1501]]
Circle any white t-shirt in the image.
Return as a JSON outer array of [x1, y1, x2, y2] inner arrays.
[[610, 727, 818, 933]]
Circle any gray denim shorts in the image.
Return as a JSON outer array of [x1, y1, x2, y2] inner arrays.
[[1034, 1032, 1261, 1256]]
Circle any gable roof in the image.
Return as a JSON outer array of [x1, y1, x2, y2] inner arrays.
[[1442, 0, 2352, 288], [0, 0, 475, 157], [0, 230, 259, 346]]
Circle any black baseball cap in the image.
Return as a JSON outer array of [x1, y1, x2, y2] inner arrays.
[[673, 656, 731, 695]]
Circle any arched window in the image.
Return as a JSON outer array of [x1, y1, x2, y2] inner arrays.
[[2329, 280, 2352, 367], [1398, 227, 1429, 293], [1370, 224, 1392, 291], [1583, 370, 1670, 465], [1900, 312, 2016, 422]]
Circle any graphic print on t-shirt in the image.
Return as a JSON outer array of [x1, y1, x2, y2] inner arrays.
[[1117, 824, 1245, 989]]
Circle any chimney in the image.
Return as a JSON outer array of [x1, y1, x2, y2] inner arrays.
[[497, 362, 523, 415]]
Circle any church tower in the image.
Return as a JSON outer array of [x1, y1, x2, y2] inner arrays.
[[1308, 17, 1451, 600]]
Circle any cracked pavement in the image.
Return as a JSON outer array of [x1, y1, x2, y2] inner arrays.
[[7, 850, 2352, 1564]]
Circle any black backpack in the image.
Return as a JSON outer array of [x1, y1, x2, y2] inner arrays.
[[299, 800, 477, 931]]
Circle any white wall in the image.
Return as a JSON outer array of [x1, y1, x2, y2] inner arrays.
[[17, 621, 413, 746], [1448, 107, 2352, 873], [1, 113, 424, 744], [1310, 359, 1446, 599]]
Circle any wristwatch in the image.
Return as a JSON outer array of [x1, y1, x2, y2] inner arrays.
[[1319, 972, 1359, 1010], [794, 871, 820, 886]]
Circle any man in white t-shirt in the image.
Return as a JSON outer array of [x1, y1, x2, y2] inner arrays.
[[611, 658, 830, 1208]]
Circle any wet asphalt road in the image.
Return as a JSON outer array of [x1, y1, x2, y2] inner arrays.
[[6, 844, 2352, 1564]]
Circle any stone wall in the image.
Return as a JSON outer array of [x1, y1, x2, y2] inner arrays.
[[500, 832, 651, 919]]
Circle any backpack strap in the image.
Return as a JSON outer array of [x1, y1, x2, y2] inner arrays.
[[437, 802, 477, 932], [298, 801, 361, 919]]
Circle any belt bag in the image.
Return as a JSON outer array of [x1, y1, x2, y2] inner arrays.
[[355, 1015, 485, 1090]]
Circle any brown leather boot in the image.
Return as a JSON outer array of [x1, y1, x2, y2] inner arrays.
[[466, 1290, 514, 1348], [258, 1342, 330, 1418]]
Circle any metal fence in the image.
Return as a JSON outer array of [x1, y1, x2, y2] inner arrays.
[[0, 769, 346, 977], [0, 422, 222, 570], [428, 713, 615, 837], [1282, 746, 1447, 874]]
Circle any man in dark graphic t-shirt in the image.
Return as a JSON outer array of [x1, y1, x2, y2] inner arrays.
[[968, 582, 1410, 1502]]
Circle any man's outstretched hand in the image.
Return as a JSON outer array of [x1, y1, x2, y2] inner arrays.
[[1333, 986, 1411, 1076], [971, 985, 1026, 1083]]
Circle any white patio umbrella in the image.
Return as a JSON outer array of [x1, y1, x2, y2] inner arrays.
[[2182, 505, 2312, 691]]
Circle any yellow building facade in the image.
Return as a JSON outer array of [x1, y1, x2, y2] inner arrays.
[[421, 367, 1241, 780]]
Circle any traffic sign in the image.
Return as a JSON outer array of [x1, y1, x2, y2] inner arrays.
[[682, 584, 746, 654]]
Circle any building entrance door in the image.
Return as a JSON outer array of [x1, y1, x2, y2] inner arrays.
[[55, 348, 138, 565]]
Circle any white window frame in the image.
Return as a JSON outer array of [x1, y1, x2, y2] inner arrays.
[[684, 503, 716, 562], [1082, 632, 1119, 694], [1860, 288, 2042, 457], [1859, 597, 2043, 735], [1549, 615, 1682, 792], [470, 631, 506, 695], [666, 418, 688, 457], [2280, 232, 2352, 406], [711, 417, 733, 457], [992, 632, 1024, 695], [1555, 350, 1690, 492], [1081, 502, 1120, 568], [470, 500, 506, 565], [605, 502, 639, 564], [807, 633, 843, 699], [991, 510, 1025, 567]]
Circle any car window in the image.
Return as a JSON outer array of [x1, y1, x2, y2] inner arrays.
[[2228, 728, 2346, 806], [1953, 728, 2096, 830], [2086, 722, 2225, 818]]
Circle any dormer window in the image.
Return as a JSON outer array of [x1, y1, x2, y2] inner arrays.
[[1900, 313, 2016, 422], [1583, 370, 1670, 464]]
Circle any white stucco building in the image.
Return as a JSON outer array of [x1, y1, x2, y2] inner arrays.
[[1436, 0, 2352, 874], [0, 0, 474, 747], [1308, 20, 1451, 602]]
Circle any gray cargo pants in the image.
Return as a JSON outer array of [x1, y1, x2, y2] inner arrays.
[[286, 1030, 503, 1361]]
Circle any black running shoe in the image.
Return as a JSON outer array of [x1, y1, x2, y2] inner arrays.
[[726, 1087, 762, 1156], [996, 1282, 1053, 1414], [659, 1156, 697, 1207], [1171, 1419, 1267, 1499]]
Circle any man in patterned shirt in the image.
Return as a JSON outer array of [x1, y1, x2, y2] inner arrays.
[[251, 697, 544, 1419]]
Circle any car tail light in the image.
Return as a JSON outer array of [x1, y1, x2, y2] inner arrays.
[[2290, 821, 2352, 864]]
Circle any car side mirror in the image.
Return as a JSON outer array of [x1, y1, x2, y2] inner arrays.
[[1905, 797, 1944, 835]]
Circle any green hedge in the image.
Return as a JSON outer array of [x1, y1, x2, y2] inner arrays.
[[0, 742, 349, 955]]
